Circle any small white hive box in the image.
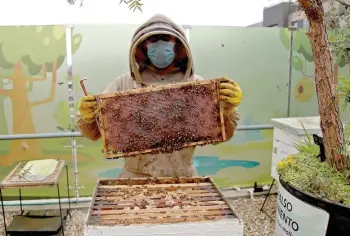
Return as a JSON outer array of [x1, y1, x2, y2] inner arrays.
[[270, 116, 322, 180], [84, 177, 244, 236]]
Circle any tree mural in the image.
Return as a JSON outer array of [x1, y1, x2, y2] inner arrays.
[[53, 75, 98, 148], [54, 75, 90, 132], [279, 28, 347, 103], [54, 100, 79, 132], [0, 26, 82, 166], [0, 79, 8, 134]]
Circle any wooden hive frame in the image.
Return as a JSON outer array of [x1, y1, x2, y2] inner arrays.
[[0, 160, 65, 189], [96, 78, 227, 159], [84, 177, 244, 236]]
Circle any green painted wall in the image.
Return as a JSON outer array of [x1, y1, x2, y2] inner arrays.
[[0, 25, 349, 198]]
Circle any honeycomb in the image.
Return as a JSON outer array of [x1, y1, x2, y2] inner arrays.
[[98, 79, 225, 158], [87, 177, 237, 226]]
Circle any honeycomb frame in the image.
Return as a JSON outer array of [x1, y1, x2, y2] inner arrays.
[[96, 78, 226, 159], [86, 177, 239, 226]]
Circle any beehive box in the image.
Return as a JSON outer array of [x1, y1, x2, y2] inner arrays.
[[84, 177, 244, 236], [96, 79, 226, 159]]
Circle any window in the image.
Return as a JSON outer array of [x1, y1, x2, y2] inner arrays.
[[291, 19, 308, 28], [302, 19, 309, 28]]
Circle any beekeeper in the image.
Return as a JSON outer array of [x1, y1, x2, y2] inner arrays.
[[77, 14, 243, 178]]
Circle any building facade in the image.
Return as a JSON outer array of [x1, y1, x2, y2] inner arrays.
[[248, 0, 339, 28]]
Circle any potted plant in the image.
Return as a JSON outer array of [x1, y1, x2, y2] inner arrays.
[[275, 0, 350, 235], [276, 120, 349, 235]]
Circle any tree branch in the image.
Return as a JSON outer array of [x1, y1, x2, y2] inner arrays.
[[298, 0, 346, 170], [335, 0, 350, 8], [0, 75, 14, 81], [0, 87, 13, 97], [299, 0, 324, 21], [30, 61, 57, 107], [27, 65, 47, 82]]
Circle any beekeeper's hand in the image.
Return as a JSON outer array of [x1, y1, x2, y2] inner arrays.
[[78, 95, 99, 124], [219, 77, 242, 115]]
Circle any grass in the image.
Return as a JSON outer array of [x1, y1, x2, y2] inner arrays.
[[277, 153, 350, 205]]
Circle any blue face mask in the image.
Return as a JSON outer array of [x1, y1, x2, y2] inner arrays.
[[146, 40, 175, 69]]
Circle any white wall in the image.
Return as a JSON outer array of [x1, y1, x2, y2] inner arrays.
[[0, 0, 269, 26]]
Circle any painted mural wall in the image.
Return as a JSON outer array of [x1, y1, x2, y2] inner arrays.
[[0, 25, 349, 198]]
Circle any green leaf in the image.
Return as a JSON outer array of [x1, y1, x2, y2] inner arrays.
[[292, 56, 304, 71], [119, 0, 143, 12], [72, 34, 82, 54], [46, 55, 65, 73], [54, 101, 72, 128], [22, 55, 42, 75], [0, 26, 77, 73], [293, 121, 319, 156], [336, 76, 350, 111], [297, 46, 314, 62], [53, 99, 80, 129], [280, 29, 314, 63], [279, 28, 290, 50], [292, 31, 304, 52], [336, 51, 346, 68], [0, 43, 14, 69]]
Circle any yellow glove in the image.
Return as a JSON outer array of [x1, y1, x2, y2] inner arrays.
[[78, 95, 99, 124], [219, 77, 242, 114]]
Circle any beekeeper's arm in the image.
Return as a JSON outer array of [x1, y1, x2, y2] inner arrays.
[[193, 75, 242, 141], [76, 79, 119, 141], [219, 77, 242, 141], [76, 96, 101, 141]]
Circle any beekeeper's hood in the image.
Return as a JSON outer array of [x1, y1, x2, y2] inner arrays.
[[129, 14, 194, 84]]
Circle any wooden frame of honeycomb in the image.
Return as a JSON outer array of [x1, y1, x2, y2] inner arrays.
[[84, 177, 244, 236], [96, 78, 226, 159]]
